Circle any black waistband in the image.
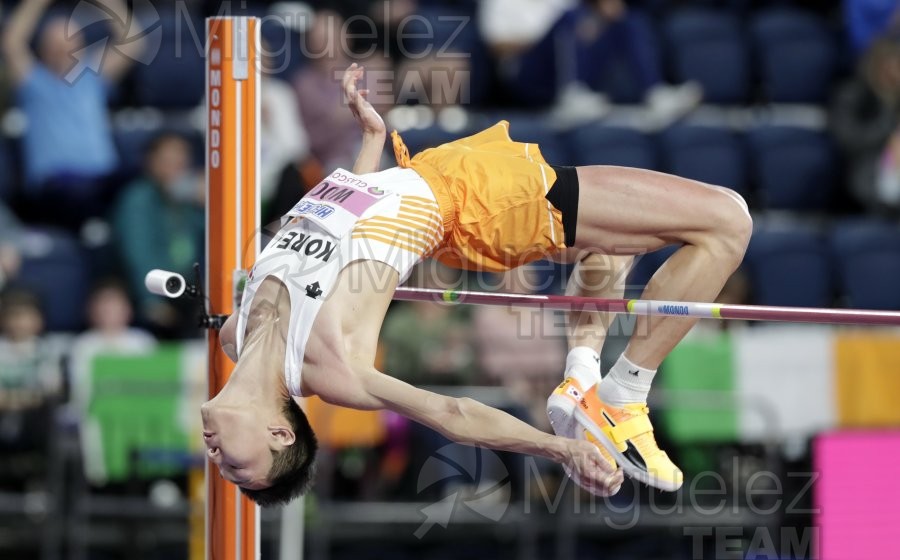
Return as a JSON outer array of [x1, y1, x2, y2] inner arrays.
[[545, 165, 579, 248]]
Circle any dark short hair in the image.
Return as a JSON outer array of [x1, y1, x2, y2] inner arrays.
[[144, 131, 192, 162], [240, 397, 318, 507], [89, 277, 130, 301], [0, 288, 42, 316]]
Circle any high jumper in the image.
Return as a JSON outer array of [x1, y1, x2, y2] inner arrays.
[[201, 63, 752, 506]]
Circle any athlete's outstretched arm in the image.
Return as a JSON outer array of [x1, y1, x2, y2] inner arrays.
[[314, 364, 623, 495], [343, 63, 386, 175]]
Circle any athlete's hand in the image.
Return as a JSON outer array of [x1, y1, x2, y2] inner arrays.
[[562, 438, 624, 497], [343, 63, 386, 137]]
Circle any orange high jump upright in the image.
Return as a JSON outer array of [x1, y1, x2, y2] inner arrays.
[[205, 16, 261, 560]]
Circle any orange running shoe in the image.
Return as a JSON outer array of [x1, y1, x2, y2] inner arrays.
[[582, 391, 683, 492], [547, 378, 617, 469], [549, 377, 682, 492]]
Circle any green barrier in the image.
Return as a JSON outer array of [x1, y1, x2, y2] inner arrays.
[[659, 333, 738, 444], [85, 346, 191, 484]]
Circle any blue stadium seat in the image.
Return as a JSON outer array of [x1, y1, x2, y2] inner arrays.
[[830, 220, 900, 310], [402, 6, 481, 56], [396, 125, 473, 158], [744, 226, 833, 308], [664, 9, 750, 104], [260, 19, 305, 81], [113, 127, 157, 177], [747, 126, 836, 211], [403, 121, 564, 163], [114, 126, 205, 177], [565, 124, 657, 169], [0, 136, 18, 203], [750, 8, 837, 103], [15, 228, 91, 331], [505, 118, 569, 165], [660, 125, 749, 198], [132, 8, 206, 108]]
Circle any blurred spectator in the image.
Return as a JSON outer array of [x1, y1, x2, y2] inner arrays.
[[0, 201, 24, 289], [307, 0, 418, 60], [1, 0, 146, 228], [260, 39, 310, 211], [305, 1, 476, 109], [68, 279, 156, 407], [0, 289, 62, 412], [470, 266, 566, 431], [111, 132, 204, 335], [293, 10, 392, 171], [479, 0, 700, 120], [478, 0, 575, 107], [877, 126, 900, 209], [832, 38, 900, 214], [685, 268, 751, 337], [844, 0, 900, 56], [393, 38, 472, 110], [381, 301, 474, 385], [574, 1, 701, 119], [381, 261, 474, 385]]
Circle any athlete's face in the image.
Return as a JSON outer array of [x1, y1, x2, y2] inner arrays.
[[201, 403, 278, 490]]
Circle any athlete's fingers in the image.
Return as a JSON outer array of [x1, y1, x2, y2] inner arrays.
[[589, 445, 617, 474], [343, 63, 358, 88], [596, 470, 623, 495], [581, 469, 621, 497], [608, 468, 624, 488], [344, 80, 357, 101]]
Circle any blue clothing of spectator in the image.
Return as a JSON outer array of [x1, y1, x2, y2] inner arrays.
[[2, 0, 146, 228], [845, 0, 900, 56], [575, 8, 663, 103], [17, 65, 118, 188]]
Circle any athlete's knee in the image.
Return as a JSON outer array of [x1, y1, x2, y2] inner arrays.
[[718, 186, 750, 216], [707, 187, 752, 258]]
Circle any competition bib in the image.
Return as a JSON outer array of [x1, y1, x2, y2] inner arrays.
[[286, 169, 393, 237]]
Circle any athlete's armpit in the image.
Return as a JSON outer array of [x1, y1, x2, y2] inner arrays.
[[219, 313, 238, 363]]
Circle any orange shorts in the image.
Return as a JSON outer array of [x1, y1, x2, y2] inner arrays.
[[392, 121, 566, 273]]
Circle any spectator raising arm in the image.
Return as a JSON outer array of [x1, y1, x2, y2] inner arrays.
[[1, 0, 53, 84], [99, 0, 147, 82]]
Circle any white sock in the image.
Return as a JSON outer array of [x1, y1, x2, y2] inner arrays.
[[598, 354, 656, 406], [565, 346, 602, 389]]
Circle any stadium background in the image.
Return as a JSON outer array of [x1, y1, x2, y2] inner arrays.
[[1, 0, 900, 558]]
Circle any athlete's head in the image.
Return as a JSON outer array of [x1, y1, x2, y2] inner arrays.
[[202, 395, 318, 505], [240, 396, 318, 506], [202, 311, 318, 506]]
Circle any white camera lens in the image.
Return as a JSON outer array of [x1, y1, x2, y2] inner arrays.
[[145, 269, 186, 298]]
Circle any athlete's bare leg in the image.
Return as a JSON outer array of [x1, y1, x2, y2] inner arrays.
[[564, 252, 633, 352], [572, 165, 751, 368], [546, 165, 750, 492], [546, 252, 631, 474]]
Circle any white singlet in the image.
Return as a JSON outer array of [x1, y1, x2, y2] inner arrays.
[[234, 167, 444, 396]]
